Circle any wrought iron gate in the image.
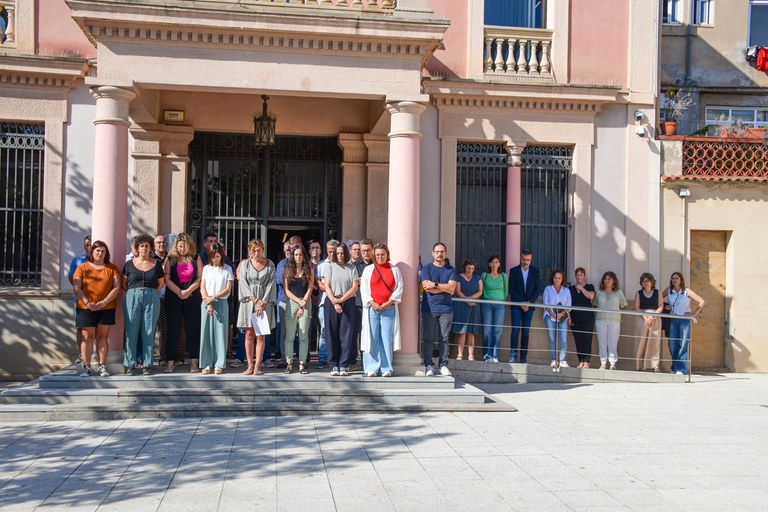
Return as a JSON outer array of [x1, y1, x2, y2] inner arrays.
[[456, 142, 571, 279], [0, 122, 44, 287], [188, 133, 341, 264]]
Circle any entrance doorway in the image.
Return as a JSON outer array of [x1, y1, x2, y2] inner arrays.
[[187, 133, 342, 264], [690, 230, 727, 370]]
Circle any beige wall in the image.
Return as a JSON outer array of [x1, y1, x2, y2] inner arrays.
[[660, 140, 768, 372]]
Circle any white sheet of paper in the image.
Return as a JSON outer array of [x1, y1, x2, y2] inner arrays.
[[250, 311, 271, 335]]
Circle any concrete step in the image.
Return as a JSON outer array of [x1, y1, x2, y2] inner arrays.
[[450, 359, 689, 384], [0, 386, 488, 406]]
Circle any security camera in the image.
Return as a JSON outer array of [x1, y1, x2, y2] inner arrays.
[[634, 110, 644, 122]]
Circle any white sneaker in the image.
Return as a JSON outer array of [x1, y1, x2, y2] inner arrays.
[[425, 365, 435, 377], [491, 357, 499, 363], [559, 361, 570, 368], [440, 365, 452, 377], [330, 367, 340, 376], [97, 365, 110, 377]]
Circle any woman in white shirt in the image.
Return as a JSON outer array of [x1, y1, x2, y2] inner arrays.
[[662, 272, 705, 375], [543, 269, 572, 369], [199, 243, 234, 374]]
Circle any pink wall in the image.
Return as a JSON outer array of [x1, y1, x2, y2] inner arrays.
[[426, 0, 468, 78], [37, 0, 96, 58], [568, 0, 629, 86]]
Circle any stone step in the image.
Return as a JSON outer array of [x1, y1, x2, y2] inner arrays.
[[0, 386, 488, 406], [38, 371, 457, 390], [0, 400, 516, 422]]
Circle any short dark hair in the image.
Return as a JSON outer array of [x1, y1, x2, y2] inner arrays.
[[84, 235, 92, 243], [360, 238, 373, 247], [207, 243, 226, 267], [203, 232, 218, 241], [575, 267, 586, 276], [135, 234, 155, 252], [432, 242, 447, 251], [486, 254, 501, 273], [308, 239, 321, 248], [333, 242, 350, 264], [521, 249, 532, 257], [461, 259, 477, 274], [639, 272, 656, 288], [87, 240, 111, 264]]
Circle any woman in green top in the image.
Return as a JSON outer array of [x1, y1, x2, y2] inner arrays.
[[592, 271, 628, 370], [481, 255, 508, 362]]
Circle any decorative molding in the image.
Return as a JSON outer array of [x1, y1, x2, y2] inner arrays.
[[0, 55, 89, 90], [431, 95, 602, 113], [83, 23, 431, 57]]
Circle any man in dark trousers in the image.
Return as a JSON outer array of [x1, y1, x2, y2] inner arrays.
[[508, 249, 541, 363]]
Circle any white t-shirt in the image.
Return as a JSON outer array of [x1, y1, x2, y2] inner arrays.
[[202, 265, 234, 297]]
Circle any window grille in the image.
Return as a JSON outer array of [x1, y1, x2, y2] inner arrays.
[[0, 122, 45, 287], [455, 143, 571, 280]]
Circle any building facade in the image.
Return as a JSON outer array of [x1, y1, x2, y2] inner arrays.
[[8, 0, 753, 378]]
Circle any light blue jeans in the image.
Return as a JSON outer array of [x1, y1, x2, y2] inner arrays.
[[668, 317, 691, 373], [544, 315, 568, 362], [199, 300, 228, 370], [317, 301, 328, 363], [124, 288, 160, 369], [364, 307, 396, 375], [481, 303, 505, 360]]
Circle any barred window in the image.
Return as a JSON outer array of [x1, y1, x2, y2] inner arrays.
[[0, 122, 45, 287], [455, 143, 571, 285]]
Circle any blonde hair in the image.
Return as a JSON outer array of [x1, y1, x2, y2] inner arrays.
[[248, 239, 265, 251], [168, 233, 197, 264]]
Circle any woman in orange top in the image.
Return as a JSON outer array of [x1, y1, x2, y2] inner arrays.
[[72, 240, 121, 377]]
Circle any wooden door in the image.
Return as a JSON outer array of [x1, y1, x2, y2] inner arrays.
[[689, 231, 727, 369]]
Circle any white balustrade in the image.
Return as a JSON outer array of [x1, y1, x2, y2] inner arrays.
[[483, 26, 553, 79], [1, 1, 15, 46]]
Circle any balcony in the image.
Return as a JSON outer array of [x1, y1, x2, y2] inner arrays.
[[661, 136, 768, 183], [0, 1, 15, 49], [483, 26, 553, 83]]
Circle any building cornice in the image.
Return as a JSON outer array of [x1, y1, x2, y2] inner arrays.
[[0, 53, 89, 89], [66, 0, 448, 59], [426, 79, 622, 113]]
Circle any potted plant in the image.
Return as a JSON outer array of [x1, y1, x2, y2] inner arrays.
[[660, 88, 693, 136]]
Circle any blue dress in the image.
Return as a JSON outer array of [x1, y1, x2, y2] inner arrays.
[[452, 274, 482, 334]]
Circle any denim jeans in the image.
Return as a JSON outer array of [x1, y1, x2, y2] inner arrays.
[[668, 317, 691, 373], [364, 307, 395, 375], [481, 303, 505, 360], [544, 315, 568, 361], [422, 312, 451, 367], [317, 302, 328, 363], [510, 306, 535, 363]]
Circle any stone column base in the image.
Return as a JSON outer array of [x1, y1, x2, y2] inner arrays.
[[393, 352, 424, 377]]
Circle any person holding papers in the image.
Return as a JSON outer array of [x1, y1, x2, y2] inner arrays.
[[237, 239, 276, 376]]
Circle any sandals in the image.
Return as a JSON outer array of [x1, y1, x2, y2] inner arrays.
[[468, 355, 475, 361], [300, 364, 309, 375], [214, 368, 224, 375], [163, 362, 175, 373], [190, 365, 200, 374], [243, 365, 255, 376], [201, 367, 212, 375], [253, 365, 264, 376], [284, 364, 293, 375]]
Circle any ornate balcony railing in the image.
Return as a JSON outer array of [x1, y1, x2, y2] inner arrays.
[[181, 0, 393, 9], [1, 2, 16, 47], [681, 137, 767, 179], [484, 26, 552, 81]]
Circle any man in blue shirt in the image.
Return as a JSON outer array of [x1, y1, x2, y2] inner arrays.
[[419, 242, 457, 376], [68, 235, 91, 364], [508, 249, 542, 363], [314, 239, 339, 369]]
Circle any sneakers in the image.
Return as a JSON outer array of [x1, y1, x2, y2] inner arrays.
[[440, 365, 452, 377], [79, 366, 92, 377], [97, 365, 110, 377], [339, 367, 349, 377], [330, 367, 340, 376], [609, 363, 617, 371], [126, 366, 137, 376], [315, 361, 328, 369], [382, 372, 392, 378], [425, 365, 435, 377], [491, 357, 499, 363], [230, 359, 244, 368], [143, 367, 152, 376], [599, 364, 607, 370], [263, 360, 276, 368], [559, 361, 570, 368], [74, 355, 83, 365]]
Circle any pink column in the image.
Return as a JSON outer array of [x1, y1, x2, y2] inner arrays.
[[90, 86, 136, 362], [505, 144, 524, 271], [386, 101, 426, 375]]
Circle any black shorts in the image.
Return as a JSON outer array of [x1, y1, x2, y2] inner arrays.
[[76, 308, 116, 328]]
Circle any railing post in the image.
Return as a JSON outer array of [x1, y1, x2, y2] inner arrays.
[[528, 40, 540, 75], [484, 36, 493, 73], [516, 39, 528, 74], [494, 38, 504, 74], [3, 3, 15, 44], [540, 40, 551, 75], [504, 38, 517, 74]]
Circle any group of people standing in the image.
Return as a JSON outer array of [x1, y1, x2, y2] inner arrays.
[[430, 246, 705, 375], [68, 234, 403, 379]]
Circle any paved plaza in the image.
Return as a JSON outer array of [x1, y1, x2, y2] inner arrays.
[[1, 373, 767, 511]]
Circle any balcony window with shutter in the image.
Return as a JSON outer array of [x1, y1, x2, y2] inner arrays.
[[485, 0, 544, 28]]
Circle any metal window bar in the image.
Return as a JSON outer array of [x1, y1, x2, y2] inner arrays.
[[0, 122, 44, 287], [446, 297, 697, 382]]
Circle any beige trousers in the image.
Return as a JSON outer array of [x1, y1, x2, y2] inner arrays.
[[636, 313, 661, 370]]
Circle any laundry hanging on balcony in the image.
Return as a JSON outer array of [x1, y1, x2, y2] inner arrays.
[[757, 47, 768, 72]]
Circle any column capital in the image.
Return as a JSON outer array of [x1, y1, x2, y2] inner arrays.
[[90, 86, 136, 127], [504, 141, 526, 166], [386, 101, 427, 139]]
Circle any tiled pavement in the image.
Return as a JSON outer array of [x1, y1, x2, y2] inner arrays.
[[1, 373, 767, 511]]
